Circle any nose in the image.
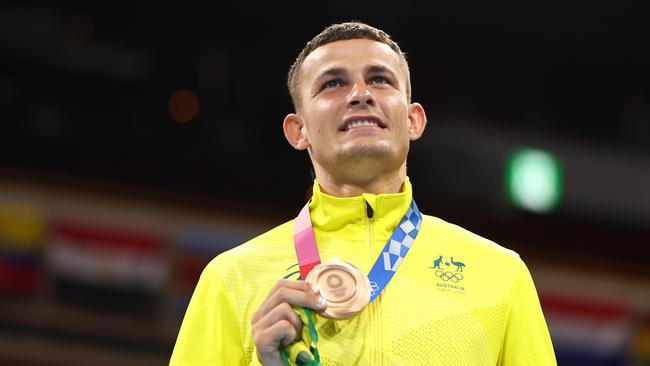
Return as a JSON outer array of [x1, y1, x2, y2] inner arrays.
[[347, 82, 375, 107]]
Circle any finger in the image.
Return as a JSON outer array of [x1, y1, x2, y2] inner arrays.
[[268, 279, 320, 298], [254, 302, 303, 334], [256, 319, 298, 351], [257, 286, 324, 318], [254, 319, 298, 366], [253, 280, 317, 323], [257, 286, 326, 317], [277, 320, 299, 347]]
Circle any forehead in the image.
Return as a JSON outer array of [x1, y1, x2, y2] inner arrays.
[[300, 39, 404, 83]]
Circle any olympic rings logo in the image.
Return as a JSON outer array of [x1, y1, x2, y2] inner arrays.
[[369, 281, 379, 296], [435, 270, 464, 282]]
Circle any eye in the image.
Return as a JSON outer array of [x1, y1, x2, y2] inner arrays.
[[369, 76, 390, 84], [323, 79, 344, 89]]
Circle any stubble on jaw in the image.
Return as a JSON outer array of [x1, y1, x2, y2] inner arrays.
[[332, 144, 405, 181], [335, 143, 392, 162]]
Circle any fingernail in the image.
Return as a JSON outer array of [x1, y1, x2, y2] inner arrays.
[[311, 284, 319, 294], [297, 351, 313, 363], [317, 296, 327, 308]]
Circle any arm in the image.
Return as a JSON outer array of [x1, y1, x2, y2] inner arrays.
[[498, 258, 557, 366], [170, 265, 325, 366]]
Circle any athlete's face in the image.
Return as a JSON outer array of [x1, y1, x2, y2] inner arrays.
[[283, 39, 426, 176]]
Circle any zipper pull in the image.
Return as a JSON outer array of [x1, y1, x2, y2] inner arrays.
[[366, 202, 374, 219]]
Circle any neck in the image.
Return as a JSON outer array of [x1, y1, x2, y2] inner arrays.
[[314, 165, 407, 198]]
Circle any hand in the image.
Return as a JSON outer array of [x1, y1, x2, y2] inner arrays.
[[251, 279, 326, 366]]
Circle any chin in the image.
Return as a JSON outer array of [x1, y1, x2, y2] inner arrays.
[[338, 143, 392, 159], [336, 147, 409, 173]]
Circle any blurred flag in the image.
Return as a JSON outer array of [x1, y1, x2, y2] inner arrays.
[[0, 202, 44, 295], [542, 293, 633, 366], [47, 218, 168, 311]]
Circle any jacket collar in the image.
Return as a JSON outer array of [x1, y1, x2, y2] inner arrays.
[[308, 177, 414, 240]]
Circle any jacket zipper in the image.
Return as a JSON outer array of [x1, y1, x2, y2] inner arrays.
[[365, 202, 383, 365]]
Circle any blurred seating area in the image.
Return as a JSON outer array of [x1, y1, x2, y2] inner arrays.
[[0, 174, 265, 366]]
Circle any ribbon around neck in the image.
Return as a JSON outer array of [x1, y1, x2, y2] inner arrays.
[[293, 198, 423, 302]]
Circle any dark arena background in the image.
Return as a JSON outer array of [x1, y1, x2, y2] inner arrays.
[[1, 2, 649, 365]]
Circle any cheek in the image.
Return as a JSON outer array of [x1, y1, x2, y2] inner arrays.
[[384, 99, 410, 130], [309, 100, 341, 133], [312, 98, 339, 116]]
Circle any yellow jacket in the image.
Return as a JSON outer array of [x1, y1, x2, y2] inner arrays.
[[170, 177, 556, 365]]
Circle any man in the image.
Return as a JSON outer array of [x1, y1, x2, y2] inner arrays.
[[170, 22, 556, 365]]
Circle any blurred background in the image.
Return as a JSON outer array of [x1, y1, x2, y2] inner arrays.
[[1, 1, 649, 365]]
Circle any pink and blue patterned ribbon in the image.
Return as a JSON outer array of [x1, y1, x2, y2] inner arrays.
[[293, 199, 422, 302]]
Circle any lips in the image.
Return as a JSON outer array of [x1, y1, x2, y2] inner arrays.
[[339, 116, 387, 132]]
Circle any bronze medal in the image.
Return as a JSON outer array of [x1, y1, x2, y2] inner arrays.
[[305, 258, 370, 319]]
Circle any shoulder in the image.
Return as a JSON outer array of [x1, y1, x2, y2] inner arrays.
[[197, 220, 298, 312], [419, 214, 522, 266], [416, 214, 533, 304]]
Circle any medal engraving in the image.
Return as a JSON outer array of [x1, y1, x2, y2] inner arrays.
[[332, 286, 347, 298], [305, 258, 371, 319], [327, 273, 342, 288], [327, 273, 347, 299]]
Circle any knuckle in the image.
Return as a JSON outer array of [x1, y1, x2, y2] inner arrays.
[[275, 279, 292, 291], [276, 287, 290, 302], [253, 331, 263, 346], [278, 279, 292, 286], [301, 281, 313, 291], [300, 291, 312, 303], [269, 280, 285, 293], [280, 320, 297, 338], [279, 319, 293, 332], [279, 302, 293, 313]]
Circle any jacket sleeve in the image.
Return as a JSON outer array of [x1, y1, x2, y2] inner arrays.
[[170, 264, 250, 366], [498, 258, 557, 365]]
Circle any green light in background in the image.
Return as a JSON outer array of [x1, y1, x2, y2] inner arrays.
[[506, 147, 563, 213]]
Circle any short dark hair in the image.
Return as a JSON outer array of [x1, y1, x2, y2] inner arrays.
[[287, 21, 411, 110]]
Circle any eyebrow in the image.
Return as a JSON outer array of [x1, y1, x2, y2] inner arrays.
[[311, 67, 347, 91], [366, 65, 392, 75]]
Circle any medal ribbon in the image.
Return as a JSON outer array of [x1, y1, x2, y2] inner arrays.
[[293, 198, 422, 302], [293, 203, 321, 280], [285, 198, 422, 365]]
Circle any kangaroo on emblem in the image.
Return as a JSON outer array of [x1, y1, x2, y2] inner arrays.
[[432, 255, 443, 269]]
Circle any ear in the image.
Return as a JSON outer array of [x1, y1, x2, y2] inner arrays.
[[283, 113, 310, 150], [406, 102, 427, 141]]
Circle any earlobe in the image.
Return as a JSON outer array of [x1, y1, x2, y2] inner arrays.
[[407, 103, 427, 141], [283, 113, 310, 150]]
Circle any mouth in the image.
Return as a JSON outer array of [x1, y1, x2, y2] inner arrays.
[[339, 116, 387, 132]]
